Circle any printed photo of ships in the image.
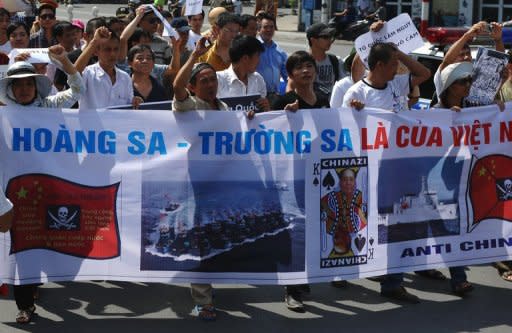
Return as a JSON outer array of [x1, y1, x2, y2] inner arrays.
[[377, 157, 462, 244], [140, 159, 305, 273]]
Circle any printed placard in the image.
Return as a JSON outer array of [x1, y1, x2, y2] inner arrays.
[[185, 0, 203, 16], [355, 13, 424, 66], [320, 157, 369, 267]]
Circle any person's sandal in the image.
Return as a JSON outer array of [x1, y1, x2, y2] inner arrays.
[[493, 262, 512, 282], [192, 304, 217, 321], [16, 306, 35, 324], [452, 281, 474, 296], [500, 271, 512, 282]]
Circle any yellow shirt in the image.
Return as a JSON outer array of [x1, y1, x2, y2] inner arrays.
[[196, 41, 230, 72], [500, 80, 512, 102]]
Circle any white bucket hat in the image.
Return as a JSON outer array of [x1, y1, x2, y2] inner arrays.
[[438, 61, 473, 97], [0, 62, 52, 105]]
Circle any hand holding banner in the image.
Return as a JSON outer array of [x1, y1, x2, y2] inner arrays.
[[8, 48, 51, 65], [147, 4, 179, 39], [355, 13, 424, 66]]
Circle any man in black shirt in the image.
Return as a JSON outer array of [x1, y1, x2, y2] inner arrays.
[[272, 51, 330, 112]]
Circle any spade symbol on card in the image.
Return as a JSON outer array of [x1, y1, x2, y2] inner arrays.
[[355, 234, 366, 252], [322, 171, 335, 190], [369, 237, 374, 246], [313, 177, 319, 186]]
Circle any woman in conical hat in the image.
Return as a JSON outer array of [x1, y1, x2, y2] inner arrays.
[[0, 44, 84, 324], [0, 45, 84, 108]]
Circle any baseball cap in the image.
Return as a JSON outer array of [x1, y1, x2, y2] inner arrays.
[[116, 7, 131, 18], [39, 0, 59, 9], [306, 23, 336, 40], [190, 63, 215, 83], [71, 19, 85, 31]]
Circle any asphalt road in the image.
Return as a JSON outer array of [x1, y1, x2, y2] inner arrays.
[[0, 265, 511, 333]]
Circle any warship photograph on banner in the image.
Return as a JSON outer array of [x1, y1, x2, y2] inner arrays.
[[377, 157, 462, 244], [140, 160, 306, 272]]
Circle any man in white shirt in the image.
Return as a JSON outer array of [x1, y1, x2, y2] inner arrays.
[[342, 40, 430, 303], [77, 27, 139, 110], [216, 34, 269, 112], [186, 10, 205, 52], [343, 41, 430, 113]]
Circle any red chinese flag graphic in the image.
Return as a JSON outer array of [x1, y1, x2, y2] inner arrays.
[[468, 155, 512, 230], [6, 174, 120, 259]]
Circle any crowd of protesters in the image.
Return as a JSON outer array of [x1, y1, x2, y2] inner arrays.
[[1, 0, 512, 324]]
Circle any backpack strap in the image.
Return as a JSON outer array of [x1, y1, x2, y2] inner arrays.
[[328, 54, 340, 82]]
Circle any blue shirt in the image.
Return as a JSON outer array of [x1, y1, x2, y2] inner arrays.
[[256, 36, 288, 94]]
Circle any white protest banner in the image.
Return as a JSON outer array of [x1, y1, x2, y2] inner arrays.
[[185, 0, 203, 16], [8, 48, 51, 65], [355, 13, 424, 66], [0, 105, 511, 285], [147, 4, 179, 39]]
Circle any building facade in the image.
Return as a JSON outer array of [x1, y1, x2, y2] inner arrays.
[[388, 0, 512, 27]]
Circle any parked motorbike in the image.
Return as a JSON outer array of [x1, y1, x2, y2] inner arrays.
[[328, 16, 375, 41]]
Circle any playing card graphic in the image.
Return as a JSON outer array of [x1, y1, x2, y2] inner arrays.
[[319, 157, 369, 268]]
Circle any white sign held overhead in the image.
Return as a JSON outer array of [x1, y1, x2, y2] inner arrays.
[[355, 13, 424, 66], [185, 0, 203, 16]]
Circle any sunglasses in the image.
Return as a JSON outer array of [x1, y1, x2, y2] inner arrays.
[[40, 14, 55, 20], [454, 77, 473, 85], [318, 35, 335, 41]]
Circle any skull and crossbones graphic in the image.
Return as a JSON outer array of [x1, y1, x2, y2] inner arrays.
[[497, 179, 512, 200], [48, 206, 78, 230]]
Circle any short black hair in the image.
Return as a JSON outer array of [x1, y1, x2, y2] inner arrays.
[[216, 12, 241, 28], [367, 42, 395, 71], [257, 12, 275, 25], [187, 10, 205, 20], [37, 4, 56, 16], [85, 17, 107, 35], [106, 16, 124, 28], [160, 10, 172, 19], [128, 28, 152, 49], [229, 35, 264, 63], [7, 22, 30, 38], [286, 50, 316, 75], [128, 44, 155, 62], [0, 8, 10, 18], [240, 14, 256, 29], [108, 29, 121, 42], [52, 21, 74, 39]]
